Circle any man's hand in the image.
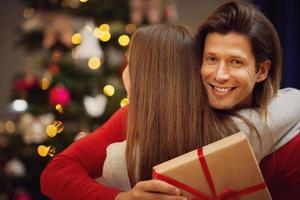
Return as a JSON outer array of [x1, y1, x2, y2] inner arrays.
[[115, 179, 186, 200]]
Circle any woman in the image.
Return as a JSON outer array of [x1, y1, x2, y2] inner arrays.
[[100, 24, 243, 192]]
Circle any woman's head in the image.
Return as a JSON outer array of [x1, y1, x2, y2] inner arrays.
[[196, 1, 282, 114], [125, 24, 206, 184]]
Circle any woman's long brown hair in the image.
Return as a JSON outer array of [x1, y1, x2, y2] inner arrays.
[[125, 24, 241, 186]]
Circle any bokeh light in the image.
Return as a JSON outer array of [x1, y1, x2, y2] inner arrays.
[[40, 78, 50, 90], [71, 33, 81, 45], [71, 47, 78, 59], [103, 85, 115, 96], [88, 57, 101, 70], [99, 31, 111, 42], [118, 35, 130, 46], [93, 28, 102, 38], [99, 24, 110, 32], [37, 145, 56, 157], [12, 99, 28, 112], [23, 8, 35, 18], [5, 120, 16, 134], [46, 121, 64, 137], [55, 104, 64, 114], [120, 98, 129, 107]]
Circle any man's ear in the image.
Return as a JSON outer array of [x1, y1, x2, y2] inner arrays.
[[256, 60, 271, 83]]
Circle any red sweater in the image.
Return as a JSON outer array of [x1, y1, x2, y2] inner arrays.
[[41, 106, 300, 200], [260, 133, 300, 200]]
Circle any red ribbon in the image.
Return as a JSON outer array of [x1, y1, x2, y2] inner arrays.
[[152, 147, 267, 200]]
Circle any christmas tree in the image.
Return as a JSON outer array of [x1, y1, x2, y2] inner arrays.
[[0, 0, 178, 199]]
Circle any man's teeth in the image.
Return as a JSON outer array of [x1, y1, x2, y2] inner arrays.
[[213, 86, 232, 93]]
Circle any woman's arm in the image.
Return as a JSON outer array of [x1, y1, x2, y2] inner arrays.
[[234, 88, 300, 161], [40, 106, 128, 200]]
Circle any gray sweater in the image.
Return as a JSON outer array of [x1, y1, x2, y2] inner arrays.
[[97, 88, 300, 191]]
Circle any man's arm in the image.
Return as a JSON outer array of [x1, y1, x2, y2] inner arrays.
[[234, 88, 300, 161]]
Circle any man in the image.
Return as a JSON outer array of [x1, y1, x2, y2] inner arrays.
[[196, 2, 300, 198]]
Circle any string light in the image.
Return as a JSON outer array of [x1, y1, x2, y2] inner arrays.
[[37, 145, 56, 157], [99, 31, 111, 42], [88, 57, 102, 70], [71, 47, 78, 59], [99, 24, 110, 32], [103, 85, 115, 96], [46, 121, 64, 137], [71, 33, 81, 45], [23, 8, 34, 19], [118, 35, 130, 46], [120, 98, 129, 107], [5, 120, 16, 134], [93, 28, 102, 38], [11, 99, 28, 112], [40, 78, 50, 90], [55, 104, 64, 114]]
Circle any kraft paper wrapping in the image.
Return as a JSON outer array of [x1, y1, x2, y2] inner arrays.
[[153, 132, 272, 200]]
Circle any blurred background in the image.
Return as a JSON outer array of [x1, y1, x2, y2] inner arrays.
[[0, 0, 299, 199]]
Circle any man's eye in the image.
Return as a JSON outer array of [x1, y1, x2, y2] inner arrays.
[[206, 56, 217, 63], [230, 59, 243, 66]]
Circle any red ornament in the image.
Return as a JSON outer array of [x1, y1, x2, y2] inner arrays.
[[49, 85, 71, 106], [49, 64, 60, 75], [13, 75, 38, 91]]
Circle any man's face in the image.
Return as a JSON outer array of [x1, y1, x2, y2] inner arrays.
[[201, 32, 264, 110]]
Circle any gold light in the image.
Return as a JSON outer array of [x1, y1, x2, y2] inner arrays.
[[40, 78, 50, 90], [71, 33, 81, 45], [55, 104, 64, 114], [120, 98, 129, 107], [46, 121, 64, 137], [79, 0, 88, 3], [99, 31, 111, 42], [71, 47, 78, 59], [88, 57, 101, 70], [118, 35, 130, 46], [23, 8, 34, 18], [103, 85, 115, 96], [99, 24, 110, 32], [5, 120, 15, 134], [37, 145, 56, 157], [93, 28, 102, 38]]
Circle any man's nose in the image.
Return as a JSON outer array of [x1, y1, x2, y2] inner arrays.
[[214, 62, 230, 82]]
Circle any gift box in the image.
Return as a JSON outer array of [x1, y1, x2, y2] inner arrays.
[[153, 132, 271, 200]]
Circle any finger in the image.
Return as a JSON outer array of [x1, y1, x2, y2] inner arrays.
[[134, 191, 187, 200], [135, 179, 182, 195]]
